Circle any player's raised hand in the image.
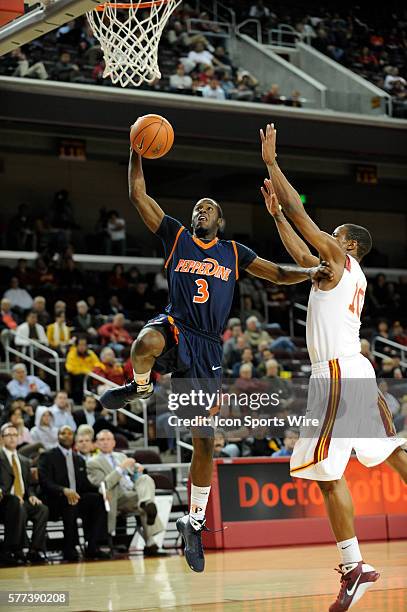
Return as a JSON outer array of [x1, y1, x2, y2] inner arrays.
[[261, 178, 281, 217], [260, 123, 277, 166]]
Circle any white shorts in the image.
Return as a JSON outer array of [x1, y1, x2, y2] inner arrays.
[[290, 354, 405, 481]]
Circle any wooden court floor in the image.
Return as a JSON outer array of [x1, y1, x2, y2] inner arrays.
[[1, 541, 406, 611]]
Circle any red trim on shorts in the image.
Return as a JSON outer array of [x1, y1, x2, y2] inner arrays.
[[313, 359, 341, 464], [378, 392, 396, 436]]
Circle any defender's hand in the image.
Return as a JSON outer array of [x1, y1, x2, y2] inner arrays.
[[261, 178, 281, 217], [260, 123, 277, 166], [310, 261, 333, 282]]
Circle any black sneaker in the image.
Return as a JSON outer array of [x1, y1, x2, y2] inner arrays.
[[176, 515, 209, 573], [100, 380, 154, 410]]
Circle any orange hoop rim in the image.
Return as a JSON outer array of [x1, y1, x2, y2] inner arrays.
[[95, 0, 171, 10]]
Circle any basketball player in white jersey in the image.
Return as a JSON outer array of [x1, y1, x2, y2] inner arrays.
[[260, 124, 407, 611]]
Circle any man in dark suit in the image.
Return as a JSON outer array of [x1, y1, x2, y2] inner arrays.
[[38, 425, 109, 561], [0, 424, 49, 566]]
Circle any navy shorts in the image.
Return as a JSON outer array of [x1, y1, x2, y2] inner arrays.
[[144, 314, 223, 420]]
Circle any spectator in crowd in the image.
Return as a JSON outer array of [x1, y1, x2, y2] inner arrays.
[[51, 51, 80, 82], [262, 359, 293, 407], [213, 46, 234, 72], [14, 257, 34, 289], [47, 310, 71, 353], [246, 422, 273, 457], [390, 321, 407, 346], [59, 257, 84, 290], [75, 428, 97, 462], [169, 63, 193, 91], [187, 41, 215, 69], [30, 406, 58, 450], [219, 71, 237, 98], [106, 210, 126, 256], [378, 381, 400, 416], [32, 296, 51, 327], [87, 429, 163, 556], [92, 347, 125, 389], [271, 429, 300, 457], [232, 347, 257, 378], [73, 395, 101, 429], [38, 425, 109, 561], [286, 90, 303, 107], [5, 404, 37, 452], [262, 83, 283, 105], [108, 264, 128, 291], [235, 72, 258, 101], [9, 207, 36, 252], [73, 300, 99, 338], [377, 356, 402, 379], [11, 47, 48, 80], [240, 295, 264, 323], [249, 0, 271, 20], [384, 66, 406, 91], [107, 295, 126, 317], [86, 295, 101, 317], [6, 363, 51, 401], [222, 317, 241, 342], [360, 338, 377, 370], [14, 311, 48, 349], [65, 336, 102, 403], [244, 316, 271, 350], [202, 78, 226, 100], [54, 300, 67, 316], [33, 258, 56, 291], [98, 313, 132, 355], [50, 391, 77, 431], [0, 424, 49, 566], [213, 431, 240, 458], [0, 299, 17, 345], [223, 322, 243, 364], [3, 277, 33, 313]]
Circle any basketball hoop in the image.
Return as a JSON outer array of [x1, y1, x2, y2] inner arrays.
[[87, 0, 181, 88]]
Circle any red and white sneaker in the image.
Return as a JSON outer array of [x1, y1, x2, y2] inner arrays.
[[329, 561, 380, 611]]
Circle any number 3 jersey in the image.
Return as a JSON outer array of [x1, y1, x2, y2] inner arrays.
[[306, 254, 367, 364], [156, 215, 257, 336]]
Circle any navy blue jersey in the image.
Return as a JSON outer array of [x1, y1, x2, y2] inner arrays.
[[156, 215, 257, 336]]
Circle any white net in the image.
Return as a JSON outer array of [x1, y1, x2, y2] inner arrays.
[[87, 0, 181, 88]]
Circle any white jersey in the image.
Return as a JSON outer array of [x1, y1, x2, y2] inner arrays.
[[306, 255, 366, 364]]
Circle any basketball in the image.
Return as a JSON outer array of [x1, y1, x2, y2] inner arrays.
[[130, 114, 174, 159]]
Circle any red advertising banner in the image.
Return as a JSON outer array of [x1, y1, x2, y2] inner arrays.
[[203, 457, 407, 549]]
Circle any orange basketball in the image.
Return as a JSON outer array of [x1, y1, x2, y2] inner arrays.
[[130, 114, 174, 159]]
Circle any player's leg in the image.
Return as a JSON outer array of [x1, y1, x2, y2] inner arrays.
[[318, 478, 380, 612], [100, 327, 165, 410], [385, 446, 407, 482], [177, 434, 214, 573]]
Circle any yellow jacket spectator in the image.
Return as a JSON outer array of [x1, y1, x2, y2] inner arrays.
[[65, 337, 101, 375], [47, 311, 71, 350]]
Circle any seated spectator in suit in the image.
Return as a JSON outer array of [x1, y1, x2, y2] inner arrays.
[[72, 300, 98, 338], [30, 406, 58, 450], [50, 391, 76, 431], [271, 429, 299, 457], [15, 311, 48, 349], [73, 395, 101, 429], [0, 424, 49, 565], [87, 429, 163, 556], [4, 405, 43, 460], [98, 314, 132, 356], [47, 310, 71, 353], [38, 426, 108, 561], [65, 336, 102, 403], [6, 363, 51, 401], [75, 428, 98, 462], [92, 347, 125, 392]]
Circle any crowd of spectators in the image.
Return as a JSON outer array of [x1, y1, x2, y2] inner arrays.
[[0, 3, 405, 115], [0, 254, 406, 565]]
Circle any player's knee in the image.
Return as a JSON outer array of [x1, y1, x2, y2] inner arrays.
[[317, 480, 341, 494], [132, 328, 164, 358], [192, 436, 214, 460]]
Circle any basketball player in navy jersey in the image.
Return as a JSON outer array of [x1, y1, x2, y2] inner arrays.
[[101, 147, 331, 572]]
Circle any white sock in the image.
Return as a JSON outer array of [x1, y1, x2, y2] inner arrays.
[[337, 536, 362, 565], [134, 370, 151, 386], [190, 484, 211, 529]]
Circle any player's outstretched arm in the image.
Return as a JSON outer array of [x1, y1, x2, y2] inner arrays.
[[128, 149, 165, 233], [247, 257, 332, 285], [261, 177, 319, 267], [260, 124, 344, 265]]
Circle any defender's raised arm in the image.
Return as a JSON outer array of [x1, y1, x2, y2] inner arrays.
[[128, 149, 165, 233]]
